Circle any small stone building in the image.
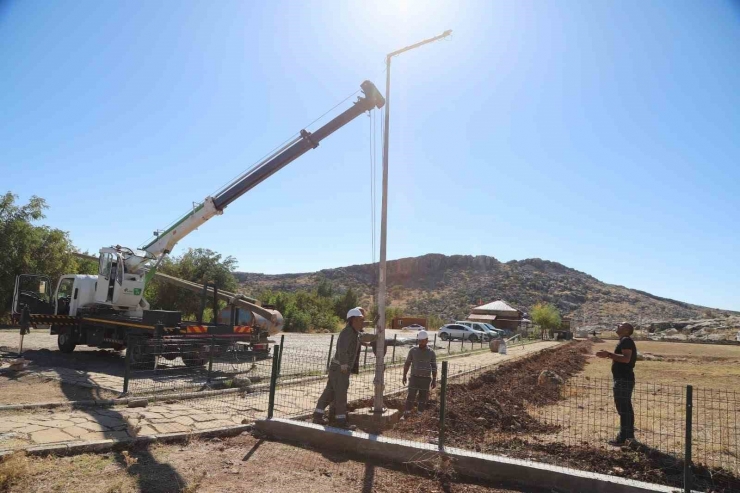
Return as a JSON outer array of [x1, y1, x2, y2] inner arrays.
[[467, 300, 525, 332]]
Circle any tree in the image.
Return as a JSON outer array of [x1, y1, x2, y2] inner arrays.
[[145, 248, 238, 320], [531, 302, 561, 339], [317, 279, 334, 298], [334, 287, 358, 320], [0, 192, 90, 321]]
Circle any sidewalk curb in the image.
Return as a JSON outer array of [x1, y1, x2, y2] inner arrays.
[[0, 424, 253, 458]]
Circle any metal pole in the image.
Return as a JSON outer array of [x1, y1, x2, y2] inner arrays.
[[373, 29, 452, 416], [267, 344, 280, 419], [392, 334, 397, 364], [326, 334, 335, 373], [433, 333, 437, 349], [364, 345, 368, 367], [684, 385, 693, 493], [448, 337, 451, 354], [123, 335, 132, 394], [373, 54, 391, 415], [439, 361, 448, 449]]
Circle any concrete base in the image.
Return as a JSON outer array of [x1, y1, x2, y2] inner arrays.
[[256, 418, 680, 493], [348, 408, 401, 434]]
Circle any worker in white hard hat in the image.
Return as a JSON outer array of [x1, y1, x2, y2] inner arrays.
[[313, 307, 374, 429], [402, 329, 437, 416]]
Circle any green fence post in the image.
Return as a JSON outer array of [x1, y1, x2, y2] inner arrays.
[[123, 335, 132, 394], [439, 361, 448, 449], [461, 336, 464, 353], [326, 334, 335, 373], [206, 335, 215, 384], [278, 334, 285, 375], [684, 385, 693, 493], [267, 344, 280, 419], [392, 334, 397, 364]]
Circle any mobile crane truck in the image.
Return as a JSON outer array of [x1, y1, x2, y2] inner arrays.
[[11, 80, 385, 366]]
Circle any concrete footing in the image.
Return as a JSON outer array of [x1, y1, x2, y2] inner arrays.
[[255, 418, 679, 493], [348, 408, 401, 434]]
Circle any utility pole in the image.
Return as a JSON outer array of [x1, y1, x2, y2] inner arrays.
[[374, 29, 452, 415]]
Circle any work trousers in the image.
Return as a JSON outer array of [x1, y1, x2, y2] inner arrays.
[[613, 379, 635, 439], [405, 375, 432, 412], [316, 365, 350, 419]]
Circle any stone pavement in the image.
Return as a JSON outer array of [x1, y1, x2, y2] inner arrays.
[[0, 341, 558, 452]]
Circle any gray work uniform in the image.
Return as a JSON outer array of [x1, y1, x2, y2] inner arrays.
[[404, 346, 437, 412], [315, 324, 361, 420]]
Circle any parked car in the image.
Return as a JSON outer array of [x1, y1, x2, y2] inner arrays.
[[402, 323, 425, 331], [482, 323, 505, 338], [438, 324, 487, 342], [455, 321, 496, 340]]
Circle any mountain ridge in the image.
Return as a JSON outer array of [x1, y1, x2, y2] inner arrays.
[[235, 253, 737, 324]]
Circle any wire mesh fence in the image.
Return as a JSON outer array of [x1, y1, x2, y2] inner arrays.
[[122, 337, 739, 492]]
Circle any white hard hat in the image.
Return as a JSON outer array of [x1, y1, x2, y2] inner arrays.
[[417, 330, 429, 340], [346, 307, 364, 320]]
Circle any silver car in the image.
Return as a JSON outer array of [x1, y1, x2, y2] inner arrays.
[[439, 323, 487, 342]]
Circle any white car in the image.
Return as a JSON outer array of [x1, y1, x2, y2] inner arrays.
[[402, 323, 425, 331], [456, 321, 496, 340], [438, 324, 487, 342]]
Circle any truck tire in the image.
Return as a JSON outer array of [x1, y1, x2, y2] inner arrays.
[[58, 332, 76, 353]]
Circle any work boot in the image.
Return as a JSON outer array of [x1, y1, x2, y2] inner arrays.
[[312, 412, 326, 425], [608, 434, 627, 446], [334, 419, 356, 431]]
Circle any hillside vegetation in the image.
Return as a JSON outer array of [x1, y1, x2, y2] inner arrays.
[[236, 254, 738, 325]]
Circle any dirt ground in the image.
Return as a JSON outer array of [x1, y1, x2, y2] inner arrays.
[[385, 340, 740, 492], [0, 433, 546, 493], [0, 374, 117, 405]]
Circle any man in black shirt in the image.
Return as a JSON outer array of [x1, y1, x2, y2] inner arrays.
[[596, 322, 637, 444]]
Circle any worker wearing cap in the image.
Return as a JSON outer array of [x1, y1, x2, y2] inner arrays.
[[402, 330, 437, 416], [313, 307, 374, 429]]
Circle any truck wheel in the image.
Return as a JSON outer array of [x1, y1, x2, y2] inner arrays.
[[58, 332, 76, 353], [130, 344, 156, 369]]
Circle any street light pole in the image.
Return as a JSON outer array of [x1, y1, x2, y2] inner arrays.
[[374, 29, 452, 415]]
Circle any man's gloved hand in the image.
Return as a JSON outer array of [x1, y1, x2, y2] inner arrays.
[[340, 364, 349, 374], [402, 374, 407, 385], [431, 378, 437, 389]]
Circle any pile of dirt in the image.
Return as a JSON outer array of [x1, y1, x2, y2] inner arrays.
[[481, 439, 739, 493], [394, 341, 592, 437]]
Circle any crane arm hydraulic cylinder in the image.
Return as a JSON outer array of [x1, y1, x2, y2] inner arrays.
[[142, 80, 384, 257]]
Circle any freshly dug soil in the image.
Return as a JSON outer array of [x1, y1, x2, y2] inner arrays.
[[394, 341, 592, 437], [387, 341, 739, 493]]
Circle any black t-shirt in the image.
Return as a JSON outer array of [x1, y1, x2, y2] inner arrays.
[[611, 337, 637, 381]]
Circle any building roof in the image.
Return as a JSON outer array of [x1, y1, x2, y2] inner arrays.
[[472, 300, 520, 313], [467, 314, 497, 322]]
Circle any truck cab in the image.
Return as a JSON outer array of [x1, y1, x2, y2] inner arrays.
[[54, 275, 97, 316]]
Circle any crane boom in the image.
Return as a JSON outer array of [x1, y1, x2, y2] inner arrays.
[[141, 80, 385, 259]]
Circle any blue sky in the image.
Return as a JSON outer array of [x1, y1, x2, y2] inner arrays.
[[1, 1, 739, 311]]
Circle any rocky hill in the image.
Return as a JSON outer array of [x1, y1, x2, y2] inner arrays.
[[235, 253, 738, 326]]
